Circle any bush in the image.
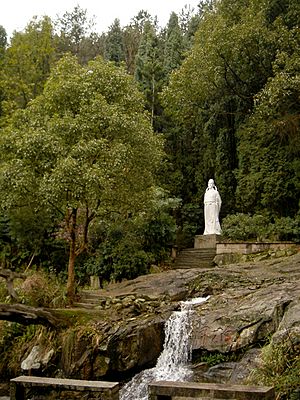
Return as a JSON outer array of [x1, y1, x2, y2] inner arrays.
[[18, 270, 67, 308], [83, 208, 177, 283], [222, 213, 300, 242], [222, 213, 270, 241], [248, 341, 300, 399], [270, 216, 300, 241]]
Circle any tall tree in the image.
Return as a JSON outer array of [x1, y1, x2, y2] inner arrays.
[[55, 5, 96, 63], [1, 17, 55, 111], [0, 25, 7, 119], [236, 19, 300, 216], [104, 19, 125, 64], [162, 0, 298, 237], [135, 21, 164, 128], [123, 10, 154, 74], [0, 25, 6, 55], [163, 12, 185, 78], [0, 55, 164, 302]]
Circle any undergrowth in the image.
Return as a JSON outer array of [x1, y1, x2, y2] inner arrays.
[[248, 340, 300, 399], [0, 269, 67, 308]]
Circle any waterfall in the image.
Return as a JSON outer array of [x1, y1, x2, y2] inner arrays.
[[120, 296, 210, 400]]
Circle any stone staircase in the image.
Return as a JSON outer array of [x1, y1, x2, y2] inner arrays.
[[74, 291, 105, 309], [173, 248, 216, 269]]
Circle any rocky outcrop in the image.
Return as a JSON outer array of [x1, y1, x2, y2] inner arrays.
[[190, 252, 300, 353], [18, 251, 300, 385], [192, 282, 298, 352]]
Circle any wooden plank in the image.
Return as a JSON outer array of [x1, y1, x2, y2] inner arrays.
[[11, 376, 120, 400], [11, 375, 118, 391]]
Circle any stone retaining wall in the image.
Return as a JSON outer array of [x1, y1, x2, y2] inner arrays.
[[216, 242, 299, 255]]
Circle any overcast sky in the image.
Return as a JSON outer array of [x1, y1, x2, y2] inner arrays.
[[1, 0, 200, 39]]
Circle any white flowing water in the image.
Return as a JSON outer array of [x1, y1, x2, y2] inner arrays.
[[120, 296, 210, 400]]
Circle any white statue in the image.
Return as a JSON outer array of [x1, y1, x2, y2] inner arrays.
[[204, 179, 222, 235]]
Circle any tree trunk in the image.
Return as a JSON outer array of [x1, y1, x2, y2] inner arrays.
[[0, 304, 65, 328], [66, 208, 77, 303]]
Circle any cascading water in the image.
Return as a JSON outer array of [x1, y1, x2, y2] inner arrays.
[[120, 296, 210, 400]]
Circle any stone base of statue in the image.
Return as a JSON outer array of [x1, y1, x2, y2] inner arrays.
[[194, 234, 222, 249]]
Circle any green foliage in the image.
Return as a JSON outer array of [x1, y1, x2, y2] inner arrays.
[[222, 213, 300, 241], [222, 213, 271, 241], [236, 37, 300, 216], [0, 323, 53, 378], [194, 350, 238, 367], [162, 0, 300, 234], [248, 341, 300, 399], [0, 54, 164, 296], [18, 270, 67, 308], [1, 16, 56, 111], [270, 216, 300, 241], [104, 19, 125, 64], [177, 203, 203, 247], [84, 198, 177, 282], [54, 5, 97, 62], [135, 21, 164, 128], [163, 12, 185, 77]]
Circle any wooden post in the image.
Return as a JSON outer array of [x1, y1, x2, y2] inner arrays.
[[10, 381, 25, 400]]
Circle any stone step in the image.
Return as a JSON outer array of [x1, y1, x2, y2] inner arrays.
[[73, 302, 99, 309], [178, 256, 215, 261], [174, 263, 214, 269], [174, 258, 214, 265], [80, 292, 104, 301], [179, 248, 216, 253], [173, 247, 216, 269]]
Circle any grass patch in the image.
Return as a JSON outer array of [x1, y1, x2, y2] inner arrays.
[[248, 341, 300, 399]]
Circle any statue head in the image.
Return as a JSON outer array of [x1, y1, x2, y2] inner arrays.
[[208, 179, 215, 189]]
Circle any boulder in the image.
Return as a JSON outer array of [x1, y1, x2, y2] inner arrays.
[[192, 282, 298, 352], [21, 345, 54, 371]]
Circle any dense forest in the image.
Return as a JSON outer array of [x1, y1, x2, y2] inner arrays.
[[0, 0, 299, 300]]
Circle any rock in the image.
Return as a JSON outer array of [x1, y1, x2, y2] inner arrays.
[[191, 348, 262, 385], [228, 348, 262, 383], [192, 282, 297, 352], [12, 252, 300, 384], [21, 345, 54, 371], [93, 354, 110, 376], [272, 301, 300, 345], [203, 362, 237, 383], [96, 268, 206, 301], [107, 317, 165, 372]]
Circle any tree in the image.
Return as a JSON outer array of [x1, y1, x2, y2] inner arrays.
[[0, 55, 164, 302], [161, 0, 288, 237], [0, 25, 6, 55], [1, 17, 56, 111], [135, 21, 164, 128], [163, 13, 185, 78], [236, 32, 300, 216], [0, 25, 7, 119], [104, 19, 125, 64], [55, 5, 97, 63], [123, 10, 154, 74]]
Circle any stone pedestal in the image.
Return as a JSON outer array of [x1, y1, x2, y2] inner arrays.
[[194, 234, 222, 249]]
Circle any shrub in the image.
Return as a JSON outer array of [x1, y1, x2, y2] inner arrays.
[[270, 216, 300, 241], [222, 213, 300, 242], [248, 341, 300, 399], [18, 270, 67, 308], [222, 213, 270, 241]]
